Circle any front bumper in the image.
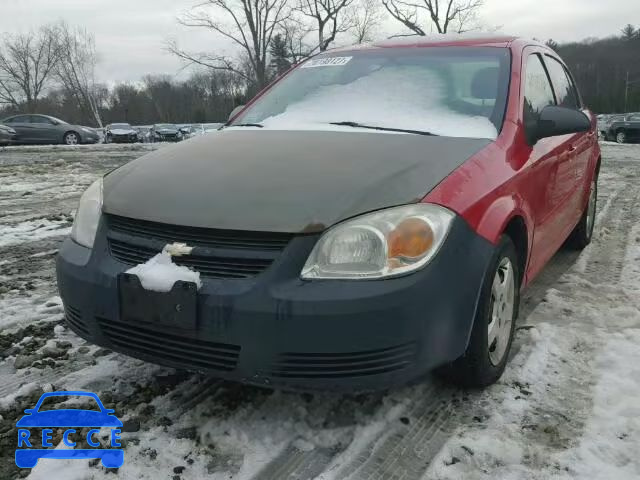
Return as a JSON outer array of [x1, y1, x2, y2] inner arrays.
[[56, 216, 494, 392], [109, 134, 138, 143], [81, 132, 100, 144]]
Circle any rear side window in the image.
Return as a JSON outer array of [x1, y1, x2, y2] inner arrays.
[[544, 55, 579, 109], [7, 115, 31, 123], [523, 54, 555, 138]]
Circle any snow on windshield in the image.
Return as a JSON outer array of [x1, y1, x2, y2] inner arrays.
[[261, 66, 498, 139]]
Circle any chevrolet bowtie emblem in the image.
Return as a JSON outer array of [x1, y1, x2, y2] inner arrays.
[[163, 242, 194, 257]]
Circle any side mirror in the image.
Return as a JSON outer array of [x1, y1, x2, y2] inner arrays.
[[24, 408, 36, 414], [533, 105, 591, 143], [228, 105, 245, 122]]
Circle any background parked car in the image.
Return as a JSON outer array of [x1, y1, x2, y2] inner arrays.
[[1, 114, 99, 145], [105, 123, 139, 143], [150, 123, 182, 142], [0, 123, 17, 146], [605, 113, 640, 143], [134, 126, 152, 143]]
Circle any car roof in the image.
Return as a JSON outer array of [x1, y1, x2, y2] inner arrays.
[[328, 33, 533, 54]]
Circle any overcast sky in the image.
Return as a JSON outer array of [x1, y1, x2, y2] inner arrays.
[[1, 0, 638, 84]]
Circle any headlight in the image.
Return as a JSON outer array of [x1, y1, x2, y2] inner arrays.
[[71, 178, 103, 248], [301, 204, 455, 279]]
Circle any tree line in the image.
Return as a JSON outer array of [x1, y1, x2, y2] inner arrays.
[[0, 1, 638, 127], [550, 24, 640, 114]]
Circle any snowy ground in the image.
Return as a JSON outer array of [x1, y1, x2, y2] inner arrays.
[[0, 142, 639, 480]]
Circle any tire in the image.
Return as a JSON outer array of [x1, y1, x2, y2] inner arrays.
[[436, 236, 520, 388], [616, 130, 627, 144], [567, 176, 597, 250], [63, 131, 80, 145]]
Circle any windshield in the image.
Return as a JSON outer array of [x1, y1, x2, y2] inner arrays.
[[111, 123, 132, 129], [232, 47, 511, 139]]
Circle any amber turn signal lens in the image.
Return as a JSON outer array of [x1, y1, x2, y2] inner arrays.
[[388, 217, 434, 259]]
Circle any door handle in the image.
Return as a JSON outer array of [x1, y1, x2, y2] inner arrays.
[[567, 145, 577, 153]]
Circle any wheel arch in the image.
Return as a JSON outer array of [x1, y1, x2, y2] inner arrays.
[[473, 195, 533, 285], [63, 130, 80, 143]]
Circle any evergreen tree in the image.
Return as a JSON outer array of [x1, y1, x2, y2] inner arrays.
[[269, 34, 292, 78]]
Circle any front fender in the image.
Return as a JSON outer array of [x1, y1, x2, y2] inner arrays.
[[473, 194, 534, 271]]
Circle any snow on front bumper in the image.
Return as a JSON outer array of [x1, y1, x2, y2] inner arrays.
[[55, 215, 494, 392]]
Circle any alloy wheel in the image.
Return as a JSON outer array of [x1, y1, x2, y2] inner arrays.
[[487, 257, 515, 366], [65, 133, 79, 145]]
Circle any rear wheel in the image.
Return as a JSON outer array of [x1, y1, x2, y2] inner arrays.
[[436, 236, 519, 387], [567, 177, 597, 250], [64, 131, 79, 145]]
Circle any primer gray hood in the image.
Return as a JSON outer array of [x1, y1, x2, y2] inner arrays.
[[103, 129, 490, 233]]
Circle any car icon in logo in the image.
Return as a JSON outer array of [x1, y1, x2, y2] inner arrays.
[[15, 391, 123, 469]]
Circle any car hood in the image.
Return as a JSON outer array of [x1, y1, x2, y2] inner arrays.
[[156, 128, 179, 134], [103, 129, 490, 233], [16, 410, 123, 428], [110, 128, 136, 135]]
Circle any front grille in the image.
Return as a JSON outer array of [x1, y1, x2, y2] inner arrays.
[[107, 214, 292, 250], [97, 317, 240, 372], [64, 305, 89, 336], [267, 343, 417, 379], [106, 214, 293, 279], [109, 238, 272, 278]]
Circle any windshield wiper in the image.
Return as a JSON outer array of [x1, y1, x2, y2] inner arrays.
[[330, 121, 436, 136], [230, 123, 264, 128]]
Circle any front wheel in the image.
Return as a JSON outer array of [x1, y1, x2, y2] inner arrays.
[[436, 236, 519, 388], [64, 132, 79, 145]]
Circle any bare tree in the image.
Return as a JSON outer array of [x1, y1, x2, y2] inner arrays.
[[54, 23, 103, 127], [169, 0, 291, 89], [281, 19, 313, 62], [351, 0, 383, 44], [0, 26, 60, 111], [382, 0, 483, 36], [295, 0, 354, 52]]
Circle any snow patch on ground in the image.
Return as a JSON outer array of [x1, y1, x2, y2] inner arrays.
[[559, 329, 640, 480], [0, 218, 71, 248]]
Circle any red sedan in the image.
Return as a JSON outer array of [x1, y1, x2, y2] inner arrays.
[[57, 35, 599, 391]]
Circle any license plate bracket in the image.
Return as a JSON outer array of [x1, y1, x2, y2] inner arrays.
[[118, 273, 197, 329]]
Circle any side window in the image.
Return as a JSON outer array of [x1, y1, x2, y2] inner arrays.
[[523, 54, 555, 139], [30, 116, 53, 125], [9, 115, 31, 123], [544, 55, 579, 109]]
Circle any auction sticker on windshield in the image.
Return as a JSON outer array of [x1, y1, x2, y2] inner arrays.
[[300, 56, 352, 68], [15, 391, 124, 469]]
